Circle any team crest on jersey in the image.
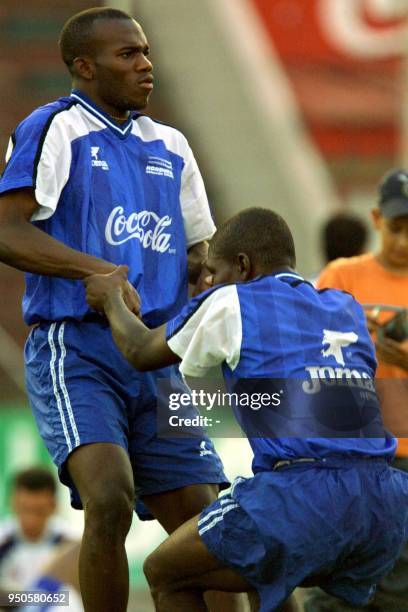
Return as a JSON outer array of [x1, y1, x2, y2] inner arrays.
[[105, 206, 173, 253], [91, 147, 109, 171], [321, 329, 358, 366], [145, 155, 174, 179]]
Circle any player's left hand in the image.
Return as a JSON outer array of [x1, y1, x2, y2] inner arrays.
[[375, 337, 408, 371], [83, 266, 141, 316]]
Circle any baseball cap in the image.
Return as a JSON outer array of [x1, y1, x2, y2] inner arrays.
[[378, 169, 408, 218]]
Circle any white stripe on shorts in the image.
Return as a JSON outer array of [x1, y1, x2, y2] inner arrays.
[[197, 496, 236, 526], [58, 322, 80, 448], [198, 503, 239, 536], [48, 323, 72, 452]]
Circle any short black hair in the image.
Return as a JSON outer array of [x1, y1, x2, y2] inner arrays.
[[321, 212, 368, 263], [13, 467, 57, 495], [209, 207, 296, 268], [59, 7, 133, 74]]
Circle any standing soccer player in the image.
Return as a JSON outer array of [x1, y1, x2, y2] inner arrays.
[[84, 208, 408, 612], [0, 8, 233, 612]]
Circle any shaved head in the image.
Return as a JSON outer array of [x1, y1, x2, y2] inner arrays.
[[210, 207, 296, 269], [59, 7, 133, 74]]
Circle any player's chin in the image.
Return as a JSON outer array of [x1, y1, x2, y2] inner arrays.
[[126, 93, 151, 111]]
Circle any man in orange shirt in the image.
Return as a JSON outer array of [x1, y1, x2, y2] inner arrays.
[[305, 169, 408, 611]]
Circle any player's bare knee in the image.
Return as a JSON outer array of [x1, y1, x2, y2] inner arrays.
[[84, 488, 134, 540], [143, 553, 160, 587], [143, 551, 169, 590], [144, 562, 176, 609]]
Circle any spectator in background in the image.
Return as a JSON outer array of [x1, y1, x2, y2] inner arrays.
[[306, 169, 408, 611], [321, 211, 368, 263], [0, 468, 77, 597], [20, 542, 83, 612]]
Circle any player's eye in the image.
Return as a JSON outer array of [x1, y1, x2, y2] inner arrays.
[[120, 51, 133, 59]]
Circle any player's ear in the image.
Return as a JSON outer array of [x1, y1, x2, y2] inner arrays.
[[72, 56, 95, 81], [237, 253, 251, 280]]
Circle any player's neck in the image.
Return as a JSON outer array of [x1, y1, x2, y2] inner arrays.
[[108, 113, 130, 124], [253, 264, 296, 279], [72, 86, 131, 123]]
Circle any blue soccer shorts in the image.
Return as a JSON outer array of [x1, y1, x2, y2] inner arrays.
[[198, 458, 408, 612], [25, 319, 228, 516]]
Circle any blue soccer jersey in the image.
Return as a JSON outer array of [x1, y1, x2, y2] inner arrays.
[[0, 90, 215, 325], [166, 271, 397, 467]]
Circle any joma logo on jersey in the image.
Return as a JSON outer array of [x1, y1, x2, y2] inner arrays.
[[105, 206, 172, 252], [302, 329, 375, 394], [321, 330, 358, 366], [145, 155, 174, 179], [302, 366, 375, 395], [199, 441, 213, 457], [91, 147, 109, 171]]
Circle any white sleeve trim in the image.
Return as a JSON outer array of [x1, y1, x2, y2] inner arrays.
[[31, 113, 74, 221], [5, 137, 14, 163], [180, 146, 216, 247], [168, 285, 242, 377]]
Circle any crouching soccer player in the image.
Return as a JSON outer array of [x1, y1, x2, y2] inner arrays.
[[84, 208, 408, 612]]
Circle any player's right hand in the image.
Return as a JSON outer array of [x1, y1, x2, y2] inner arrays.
[[83, 266, 141, 317]]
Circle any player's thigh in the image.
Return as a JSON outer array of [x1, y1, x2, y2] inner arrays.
[[25, 321, 133, 479], [67, 442, 134, 506], [142, 483, 219, 533], [144, 515, 252, 594]]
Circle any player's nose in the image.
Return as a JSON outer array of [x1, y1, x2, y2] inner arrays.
[[136, 54, 153, 73]]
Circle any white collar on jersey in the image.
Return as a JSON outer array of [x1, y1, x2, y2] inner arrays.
[[70, 89, 134, 137], [274, 272, 304, 281]]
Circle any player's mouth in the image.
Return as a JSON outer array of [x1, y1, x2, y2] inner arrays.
[[138, 76, 154, 90]]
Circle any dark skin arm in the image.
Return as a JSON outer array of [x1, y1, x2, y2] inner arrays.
[[0, 189, 140, 313], [84, 266, 178, 371], [187, 240, 209, 285]]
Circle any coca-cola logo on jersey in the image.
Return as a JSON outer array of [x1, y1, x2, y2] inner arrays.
[[105, 206, 172, 252]]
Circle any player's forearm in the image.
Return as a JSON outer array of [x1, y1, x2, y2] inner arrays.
[[103, 291, 176, 371], [104, 291, 152, 368], [0, 222, 116, 278]]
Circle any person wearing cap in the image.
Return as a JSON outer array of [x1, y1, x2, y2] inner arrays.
[[306, 170, 408, 611]]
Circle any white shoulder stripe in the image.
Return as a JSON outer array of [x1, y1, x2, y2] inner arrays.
[[131, 116, 189, 159]]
